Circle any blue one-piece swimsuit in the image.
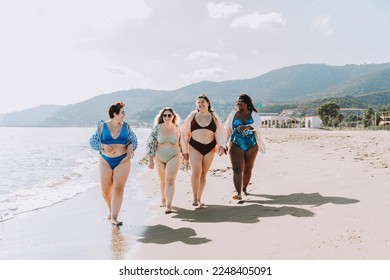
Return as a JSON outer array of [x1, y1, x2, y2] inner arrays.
[[100, 123, 128, 169], [230, 117, 257, 152]]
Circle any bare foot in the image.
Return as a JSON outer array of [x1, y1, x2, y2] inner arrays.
[[111, 219, 123, 227]]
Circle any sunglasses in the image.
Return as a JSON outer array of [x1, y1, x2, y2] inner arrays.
[[163, 113, 172, 118], [120, 110, 126, 115]]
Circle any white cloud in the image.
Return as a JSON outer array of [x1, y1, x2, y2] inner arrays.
[[206, 2, 241, 19], [224, 53, 238, 61], [312, 15, 335, 36], [104, 66, 154, 89], [183, 67, 227, 80], [106, 68, 127, 75], [231, 12, 287, 30], [57, 0, 151, 24], [188, 50, 219, 60]]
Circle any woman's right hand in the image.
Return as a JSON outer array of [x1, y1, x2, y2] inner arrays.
[[217, 146, 226, 156], [102, 144, 113, 154], [148, 157, 154, 169]]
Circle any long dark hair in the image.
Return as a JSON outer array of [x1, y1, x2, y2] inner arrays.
[[196, 93, 214, 112], [238, 94, 257, 112]]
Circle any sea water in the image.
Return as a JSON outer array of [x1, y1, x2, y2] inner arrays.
[[0, 126, 150, 222]]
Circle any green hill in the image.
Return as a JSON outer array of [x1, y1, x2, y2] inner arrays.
[[1, 63, 390, 126]]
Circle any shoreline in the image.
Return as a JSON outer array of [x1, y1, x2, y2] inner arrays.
[[0, 158, 154, 260], [1, 128, 390, 259]]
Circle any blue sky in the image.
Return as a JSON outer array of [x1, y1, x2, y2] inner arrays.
[[1, 0, 390, 114]]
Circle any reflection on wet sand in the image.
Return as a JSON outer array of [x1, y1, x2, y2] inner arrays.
[[111, 226, 129, 260]]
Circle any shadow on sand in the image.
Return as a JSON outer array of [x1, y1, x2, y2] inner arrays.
[[134, 192, 358, 246], [171, 202, 315, 224], [241, 192, 359, 207], [135, 224, 211, 245]]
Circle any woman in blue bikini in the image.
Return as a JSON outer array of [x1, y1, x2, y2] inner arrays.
[[89, 102, 138, 226], [224, 94, 266, 200], [146, 107, 181, 214], [181, 94, 226, 207]]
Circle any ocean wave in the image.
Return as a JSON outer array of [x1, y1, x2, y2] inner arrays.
[[0, 127, 149, 222]]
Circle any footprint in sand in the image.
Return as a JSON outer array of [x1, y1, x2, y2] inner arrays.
[[209, 168, 231, 177]]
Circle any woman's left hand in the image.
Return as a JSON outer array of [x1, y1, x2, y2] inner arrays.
[[217, 146, 226, 156], [127, 145, 134, 159], [237, 125, 248, 132]]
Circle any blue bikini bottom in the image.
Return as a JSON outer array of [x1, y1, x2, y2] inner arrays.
[[100, 153, 127, 169]]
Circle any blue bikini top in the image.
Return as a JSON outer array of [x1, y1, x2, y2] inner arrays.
[[232, 116, 254, 129], [101, 122, 128, 145]]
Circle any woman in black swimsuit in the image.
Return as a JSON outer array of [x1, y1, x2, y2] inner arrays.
[[181, 94, 226, 207]]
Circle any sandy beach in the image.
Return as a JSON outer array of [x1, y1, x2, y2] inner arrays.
[[1, 128, 390, 260]]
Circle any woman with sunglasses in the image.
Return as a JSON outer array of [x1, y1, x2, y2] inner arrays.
[[146, 107, 181, 214], [181, 94, 226, 207], [89, 101, 138, 226], [224, 94, 266, 200]]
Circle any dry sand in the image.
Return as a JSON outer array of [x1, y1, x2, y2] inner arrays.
[[1, 128, 389, 260]]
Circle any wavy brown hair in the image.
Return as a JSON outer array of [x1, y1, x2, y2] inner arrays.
[[154, 107, 179, 125]]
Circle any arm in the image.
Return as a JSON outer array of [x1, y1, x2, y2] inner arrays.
[[248, 111, 262, 130], [223, 110, 235, 142], [146, 125, 159, 168], [248, 112, 266, 154], [89, 121, 104, 151], [126, 123, 138, 151], [212, 112, 228, 155], [180, 111, 196, 156], [225, 111, 235, 132]]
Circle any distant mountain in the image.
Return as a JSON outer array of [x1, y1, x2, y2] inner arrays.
[[0, 105, 64, 126], [40, 89, 171, 127], [356, 90, 390, 106], [1, 63, 390, 127]]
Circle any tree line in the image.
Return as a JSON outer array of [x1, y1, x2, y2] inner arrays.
[[317, 102, 390, 129]]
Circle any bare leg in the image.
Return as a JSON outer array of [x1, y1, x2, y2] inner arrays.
[[100, 158, 114, 219], [243, 144, 259, 194], [197, 151, 215, 205], [228, 144, 245, 199], [154, 158, 167, 207], [111, 159, 131, 225], [189, 149, 203, 206], [164, 154, 181, 213]]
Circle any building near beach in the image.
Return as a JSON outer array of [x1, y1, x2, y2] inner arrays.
[[305, 116, 322, 129], [379, 113, 390, 126], [260, 115, 301, 128]]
